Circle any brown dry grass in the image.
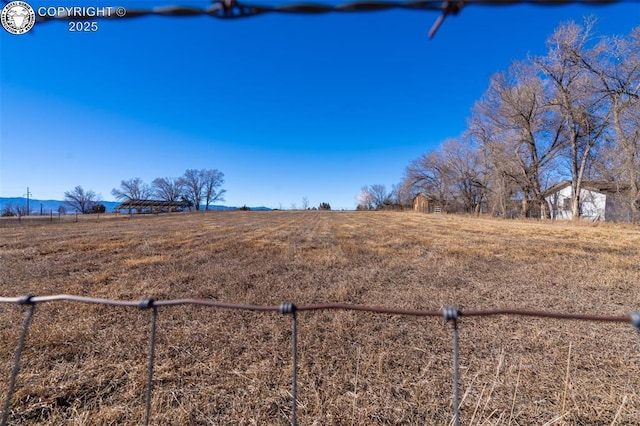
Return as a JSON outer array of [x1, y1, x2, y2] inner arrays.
[[0, 211, 639, 425]]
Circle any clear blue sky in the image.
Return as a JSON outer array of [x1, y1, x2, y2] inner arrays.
[[1, 1, 638, 210]]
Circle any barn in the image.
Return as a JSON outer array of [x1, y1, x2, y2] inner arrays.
[[544, 180, 633, 222]]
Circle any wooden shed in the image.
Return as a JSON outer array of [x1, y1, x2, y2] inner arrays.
[[413, 193, 446, 214], [413, 193, 430, 213]]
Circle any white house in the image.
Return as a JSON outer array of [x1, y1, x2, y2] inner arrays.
[[545, 180, 631, 222]]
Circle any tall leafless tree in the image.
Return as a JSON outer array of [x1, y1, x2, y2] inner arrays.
[[389, 182, 413, 209], [201, 169, 226, 210], [471, 61, 565, 218], [441, 137, 490, 214], [357, 184, 389, 210], [370, 184, 390, 209], [64, 186, 100, 214], [180, 169, 205, 211], [301, 196, 310, 210], [467, 114, 518, 217], [402, 137, 488, 214], [111, 178, 152, 201], [403, 150, 454, 207], [537, 19, 612, 220], [581, 27, 640, 220], [179, 169, 226, 211], [152, 177, 184, 202], [357, 186, 375, 210]]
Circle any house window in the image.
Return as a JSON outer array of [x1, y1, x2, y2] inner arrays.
[[562, 197, 571, 211]]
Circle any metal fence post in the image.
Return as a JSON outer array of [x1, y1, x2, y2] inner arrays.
[[139, 298, 157, 426], [443, 306, 460, 426], [631, 312, 640, 339], [280, 302, 298, 426], [1, 296, 36, 426]]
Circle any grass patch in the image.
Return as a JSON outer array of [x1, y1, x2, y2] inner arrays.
[[1, 211, 639, 424]]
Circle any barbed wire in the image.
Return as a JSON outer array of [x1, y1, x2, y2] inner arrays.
[[1, 294, 638, 425], [30, 0, 628, 38]]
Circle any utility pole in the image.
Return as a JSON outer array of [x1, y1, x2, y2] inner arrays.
[[25, 187, 31, 216]]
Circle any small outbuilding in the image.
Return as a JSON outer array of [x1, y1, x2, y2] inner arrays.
[[544, 180, 633, 222], [412, 193, 444, 214]]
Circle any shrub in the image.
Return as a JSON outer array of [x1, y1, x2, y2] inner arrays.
[[90, 204, 106, 214], [1, 206, 16, 217]]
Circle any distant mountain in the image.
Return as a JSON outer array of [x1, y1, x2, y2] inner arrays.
[[0, 198, 271, 214], [0, 197, 120, 214], [206, 205, 271, 211]]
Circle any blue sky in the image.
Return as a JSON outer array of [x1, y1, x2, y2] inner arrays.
[[1, 1, 639, 210]]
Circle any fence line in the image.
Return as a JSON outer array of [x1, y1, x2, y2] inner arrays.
[[1, 295, 639, 425]]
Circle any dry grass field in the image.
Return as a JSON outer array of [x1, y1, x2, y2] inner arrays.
[[1, 211, 639, 425]]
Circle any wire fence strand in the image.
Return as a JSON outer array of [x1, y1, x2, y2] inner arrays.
[[1, 294, 638, 424], [31, 0, 627, 37], [1, 295, 634, 322], [33, 0, 629, 21]]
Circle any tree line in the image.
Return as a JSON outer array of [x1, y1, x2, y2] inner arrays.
[[63, 169, 225, 213], [360, 20, 639, 220]]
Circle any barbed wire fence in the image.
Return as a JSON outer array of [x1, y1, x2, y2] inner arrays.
[[27, 0, 628, 38], [1, 294, 638, 426]]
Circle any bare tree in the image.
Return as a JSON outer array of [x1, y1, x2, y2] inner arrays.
[[403, 150, 455, 210], [64, 185, 100, 214], [441, 138, 490, 215], [467, 116, 528, 218], [582, 27, 640, 220], [179, 169, 225, 211], [467, 114, 516, 217], [201, 169, 226, 210], [15, 205, 29, 216], [111, 178, 152, 201], [180, 169, 205, 211], [471, 61, 565, 218], [370, 184, 390, 209], [357, 185, 393, 210], [537, 19, 612, 220], [389, 182, 413, 209], [301, 196, 310, 210], [356, 186, 375, 210], [152, 177, 184, 202]]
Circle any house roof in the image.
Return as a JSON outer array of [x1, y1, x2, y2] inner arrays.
[[544, 180, 632, 197], [115, 199, 188, 210], [412, 192, 447, 201]]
